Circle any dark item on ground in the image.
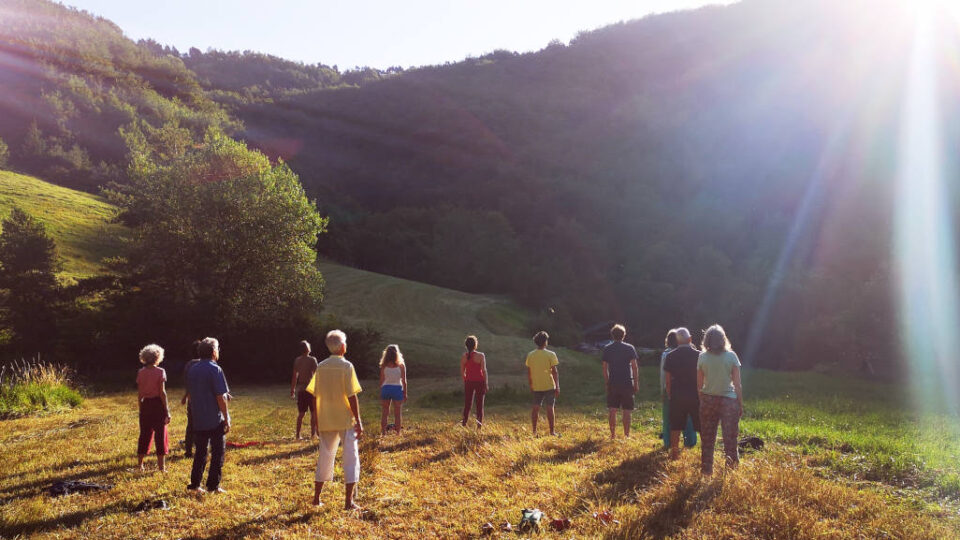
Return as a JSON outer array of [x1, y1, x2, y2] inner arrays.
[[518, 508, 543, 532], [226, 441, 266, 448], [738, 436, 764, 452], [500, 521, 513, 532], [550, 517, 572, 531], [48, 480, 113, 497], [132, 499, 169, 512], [481, 522, 495, 535], [385, 423, 397, 432]]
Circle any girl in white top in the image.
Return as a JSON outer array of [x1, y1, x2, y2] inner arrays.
[[379, 345, 407, 435]]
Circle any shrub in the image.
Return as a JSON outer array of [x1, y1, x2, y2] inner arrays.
[[0, 358, 82, 418]]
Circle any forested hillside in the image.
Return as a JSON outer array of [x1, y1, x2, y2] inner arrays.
[[224, 0, 924, 373], [0, 0, 942, 374]]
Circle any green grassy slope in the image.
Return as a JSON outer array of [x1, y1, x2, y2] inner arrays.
[[0, 170, 125, 280], [318, 261, 593, 377]]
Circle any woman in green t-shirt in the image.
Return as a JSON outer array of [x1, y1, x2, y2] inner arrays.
[[697, 324, 743, 476]]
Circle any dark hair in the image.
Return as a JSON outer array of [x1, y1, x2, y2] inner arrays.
[[191, 340, 202, 359], [299, 340, 311, 355], [464, 335, 478, 364], [610, 324, 626, 341], [664, 329, 678, 349], [198, 340, 216, 359], [533, 331, 549, 348]]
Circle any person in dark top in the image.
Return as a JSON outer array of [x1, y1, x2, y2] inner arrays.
[[601, 324, 639, 439], [663, 327, 701, 460], [180, 340, 202, 458]]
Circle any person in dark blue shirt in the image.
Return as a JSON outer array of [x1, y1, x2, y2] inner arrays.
[[601, 324, 639, 439], [184, 337, 231, 493]]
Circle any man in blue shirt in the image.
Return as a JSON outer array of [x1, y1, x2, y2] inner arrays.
[[602, 324, 639, 439], [185, 337, 231, 493]]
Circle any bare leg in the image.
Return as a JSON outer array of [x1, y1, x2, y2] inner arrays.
[[670, 430, 681, 459], [546, 406, 556, 435], [392, 401, 403, 433], [345, 482, 360, 510], [608, 409, 617, 439], [138, 454, 146, 470], [531, 405, 540, 435], [157, 454, 166, 472], [313, 481, 324, 506], [622, 410, 632, 438], [296, 411, 305, 440], [380, 401, 390, 434], [310, 407, 319, 438]]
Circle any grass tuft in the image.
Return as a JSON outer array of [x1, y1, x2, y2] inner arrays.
[[0, 358, 83, 418]]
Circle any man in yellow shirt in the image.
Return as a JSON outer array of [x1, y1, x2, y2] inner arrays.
[[306, 329, 363, 509], [525, 331, 560, 437]]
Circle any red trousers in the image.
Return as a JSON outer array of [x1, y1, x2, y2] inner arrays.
[[137, 397, 169, 456]]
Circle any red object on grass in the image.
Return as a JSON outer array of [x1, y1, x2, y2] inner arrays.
[[226, 441, 266, 448]]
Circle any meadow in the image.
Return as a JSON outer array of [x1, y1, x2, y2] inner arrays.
[[1, 377, 958, 539], [0, 171, 125, 281], [1, 171, 958, 538]]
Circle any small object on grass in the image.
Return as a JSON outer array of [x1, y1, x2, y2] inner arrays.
[[132, 499, 169, 513], [738, 436, 764, 452], [481, 522, 495, 535], [518, 508, 543, 532], [550, 517, 572, 531], [593, 510, 614, 525], [48, 480, 112, 497], [226, 441, 266, 448], [500, 521, 513, 532]]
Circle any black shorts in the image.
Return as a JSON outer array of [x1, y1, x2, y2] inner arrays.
[[532, 390, 556, 407], [606, 386, 635, 410], [297, 390, 316, 414], [669, 395, 700, 431]]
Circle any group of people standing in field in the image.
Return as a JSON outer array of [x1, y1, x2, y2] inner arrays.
[[132, 322, 743, 510]]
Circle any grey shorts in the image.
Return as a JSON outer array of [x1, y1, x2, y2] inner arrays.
[[606, 386, 635, 410], [532, 390, 556, 407]]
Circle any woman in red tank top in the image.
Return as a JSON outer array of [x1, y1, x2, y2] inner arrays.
[[460, 335, 488, 429]]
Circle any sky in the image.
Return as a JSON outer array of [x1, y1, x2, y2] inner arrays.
[[64, 0, 733, 69]]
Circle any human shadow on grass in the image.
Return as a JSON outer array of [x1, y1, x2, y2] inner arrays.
[[182, 509, 315, 539], [379, 437, 436, 453], [1, 455, 124, 482], [237, 446, 316, 467], [605, 477, 722, 540], [0, 501, 126, 537], [0, 462, 126, 503], [505, 438, 602, 476], [415, 449, 453, 468], [592, 451, 668, 502]]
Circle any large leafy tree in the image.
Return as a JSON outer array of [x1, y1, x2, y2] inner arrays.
[[112, 130, 327, 344], [0, 207, 61, 355]]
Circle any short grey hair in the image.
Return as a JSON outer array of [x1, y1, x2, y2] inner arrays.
[[139, 344, 165, 365], [198, 337, 219, 359], [675, 327, 691, 342], [325, 329, 347, 352]]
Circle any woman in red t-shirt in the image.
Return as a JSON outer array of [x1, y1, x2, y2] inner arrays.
[[136, 344, 170, 472], [460, 335, 488, 429]]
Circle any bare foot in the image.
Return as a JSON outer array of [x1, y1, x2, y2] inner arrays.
[[312, 498, 323, 507], [345, 502, 362, 511]]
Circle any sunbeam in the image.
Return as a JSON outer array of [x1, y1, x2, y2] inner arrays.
[[895, 6, 960, 414]]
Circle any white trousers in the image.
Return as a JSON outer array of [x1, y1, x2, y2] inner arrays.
[[315, 429, 360, 483]]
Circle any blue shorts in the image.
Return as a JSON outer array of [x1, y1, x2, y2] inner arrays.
[[380, 384, 404, 401]]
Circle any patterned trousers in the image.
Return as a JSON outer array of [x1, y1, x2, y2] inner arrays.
[[699, 394, 740, 474]]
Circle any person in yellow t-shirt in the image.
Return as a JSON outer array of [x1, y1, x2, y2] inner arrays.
[[306, 329, 363, 510], [525, 331, 560, 437]]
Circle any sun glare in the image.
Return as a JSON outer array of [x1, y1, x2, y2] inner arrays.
[[894, 5, 960, 414]]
